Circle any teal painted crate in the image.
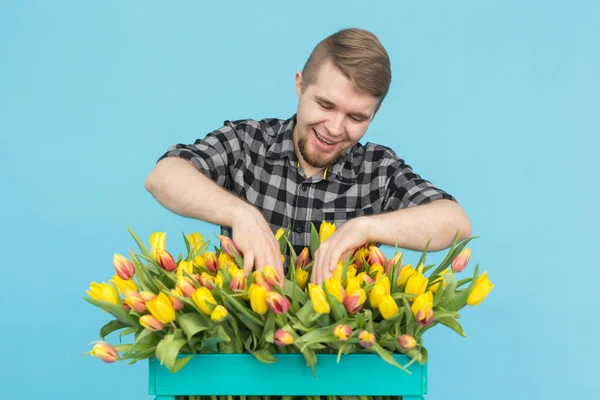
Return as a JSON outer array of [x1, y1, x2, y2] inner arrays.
[[149, 354, 427, 399]]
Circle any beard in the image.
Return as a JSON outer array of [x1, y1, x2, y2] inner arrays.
[[297, 128, 344, 169]]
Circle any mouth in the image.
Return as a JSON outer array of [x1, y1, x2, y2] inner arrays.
[[313, 128, 336, 145]]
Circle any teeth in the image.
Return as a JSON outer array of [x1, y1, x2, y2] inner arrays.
[[315, 131, 334, 145]]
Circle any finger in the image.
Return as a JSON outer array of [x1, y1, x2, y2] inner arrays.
[[243, 251, 255, 277]]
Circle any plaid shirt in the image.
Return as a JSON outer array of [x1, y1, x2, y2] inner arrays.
[[160, 115, 455, 254]]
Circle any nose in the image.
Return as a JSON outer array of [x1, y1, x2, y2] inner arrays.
[[324, 113, 345, 137]]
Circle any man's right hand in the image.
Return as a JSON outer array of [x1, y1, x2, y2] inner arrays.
[[230, 206, 284, 287]]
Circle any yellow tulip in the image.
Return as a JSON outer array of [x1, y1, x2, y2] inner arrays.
[[398, 334, 417, 350], [186, 232, 204, 253], [333, 324, 352, 341], [146, 292, 175, 324], [204, 251, 218, 272], [353, 248, 370, 270], [210, 305, 228, 322], [398, 264, 415, 287], [324, 277, 343, 303], [369, 263, 384, 280], [263, 266, 282, 288], [229, 268, 246, 291], [467, 271, 494, 306], [319, 221, 336, 243], [332, 261, 343, 281], [411, 291, 433, 318], [378, 295, 399, 320], [113, 254, 135, 280], [218, 253, 235, 270], [429, 268, 450, 293], [248, 283, 268, 315], [275, 228, 285, 240], [358, 330, 376, 348], [125, 292, 146, 313], [405, 271, 428, 300], [149, 232, 166, 259], [274, 329, 294, 346], [110, 274, 138, 296], [343, 288, 366, 314], [308, 284, 330, 314], [89, 341, 119, 363], [191, 287, 217, 315], [295, 267, 308, 289], [193, 255, 206, 268], [345, 275, 362, 296], [139, 314, 164, 331], [177, 260, 195, 279], [346, 265, 357, 281], [295, 247, 310, 269], [87, 282, 119, 304], [368, 276, 390, 308]]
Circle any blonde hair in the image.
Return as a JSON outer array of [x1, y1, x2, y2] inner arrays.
[[301, 28, 391, 102]]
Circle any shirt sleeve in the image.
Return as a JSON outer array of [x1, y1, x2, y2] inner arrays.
[[382, 157, 456, 211], [158, 122, 241, 188]]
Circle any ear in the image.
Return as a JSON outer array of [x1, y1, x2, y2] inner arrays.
[[295, 72, 303, 99]]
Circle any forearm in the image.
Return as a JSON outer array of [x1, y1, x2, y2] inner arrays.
[[364, 200, 472, 251], [144, 157, 254, 227]]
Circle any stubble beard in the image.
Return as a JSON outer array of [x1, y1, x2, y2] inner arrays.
[[297, 130, 343, 169]]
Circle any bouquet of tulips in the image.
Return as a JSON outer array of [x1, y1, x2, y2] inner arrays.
[[84, 223, 493, 398]]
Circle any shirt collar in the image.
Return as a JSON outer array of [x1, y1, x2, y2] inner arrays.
[[265, 114, 358, 183]]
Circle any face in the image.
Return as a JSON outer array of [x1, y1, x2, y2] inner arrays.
[[293, 61, 380, 172]]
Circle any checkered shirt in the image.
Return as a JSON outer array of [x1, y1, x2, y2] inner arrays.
[[159, 115, 456, 254]]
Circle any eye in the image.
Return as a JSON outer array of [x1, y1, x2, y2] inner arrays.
[[317, 102, 333, 110], [349, 115, 364, 123]]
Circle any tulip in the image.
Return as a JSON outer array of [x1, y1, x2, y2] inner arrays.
[[110, 275, 138, 296], [405, 269, 428, 300], [149, 231, 166, 259], [415, 308, 434, 326], [343, 288, 366, 314], [274, 329, 294, 346], [219, 235, 241, 258], [411, 291, 433, 318], [89, 341, 119, 363], [139, 291, 157, 303], [398, 334, 417, 350], [217, 252, 235, 270], [378, 295, 399, 320], [467, 271, 494, 306], [429, 268, 450, 293], [295, 267, 308, 290], [113, 254, 135, 280], [229, 268, 246, 292], [319, 221, 336, 243], [87, 282, 119, 305], [361, 273, 375, 285], [386, 252, 403, 274], [139, 314, 164, 331], [177, 277, 197, 297], [197, 272, 219, 290], [346, 265, 357, 281], [191, 287, 217, 315], [263, 266, 282, 288], [252, 271, 272, 291], [368, 283, 386, 309], [122, 299, 131, 311], [210, 305, 228, 322], [452, 248, 471, 273], [333, 324, 352, 342], [176, 260, 194, 279], [125, 292, 147, 313], [358, 330, 376, 348], [295, 247, 310, 269], [205, 252, 218, 272], [369, 263, 385, 281], [248, 283, 269, 315], [275, 228, 285, 240], [324, 277, 343, 303], [308, 284, 330, 314], [146, 292, 176, 324], [368, 246, 386, 266], [169, 288, 184, 311], [345, 275, 362, 296], [397, 264, 415, 287], [186, 232, 204, 253], [156, 249, 177, 272], [353, 248, 370, 270], [193, 254, 207, 269], [265, 292, 291, 314]]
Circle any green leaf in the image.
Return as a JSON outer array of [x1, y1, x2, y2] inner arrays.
[[284, 280, 308, 304], [251, 349, 278, 364], [84, 298, 137, 326], [127, 226, 152, 259], [437, 316, 466, 337], [181, 232, 192, 259], [100, 320, 128, 340], [439, 273, 458, 305], [176, 313, 210, 341], [120, 327, 138, 340], [155, 331, 188, 372], [309, 222, 320, 258], [128, 328, 154, 354], [456, 277, 474, 288], [371, 343, 411, 373], [219, 291, 265, 327], [262, 312, 276, 344], [171, 355, 194, 373], [416, 239, 431, 268]]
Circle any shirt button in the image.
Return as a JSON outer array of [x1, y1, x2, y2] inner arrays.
[[301, 185, 308, 192], [295, 225, 303, 233]]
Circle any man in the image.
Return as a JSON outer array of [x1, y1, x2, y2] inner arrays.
[[145, 28, 471, 285]]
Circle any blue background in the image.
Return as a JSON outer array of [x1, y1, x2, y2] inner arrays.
[[1, 1, 598, 399]]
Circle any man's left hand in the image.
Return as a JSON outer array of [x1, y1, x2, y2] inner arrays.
[[310, 217, 372, 285]]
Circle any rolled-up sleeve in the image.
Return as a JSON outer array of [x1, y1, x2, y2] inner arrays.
[[382, 158, 456, 211], [158, 123, 241, 188]]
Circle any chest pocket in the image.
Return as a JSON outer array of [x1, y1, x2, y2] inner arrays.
[[321, 205, 375, 226]]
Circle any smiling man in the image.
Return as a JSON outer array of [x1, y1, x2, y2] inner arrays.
[[145, 28, 471, 284]]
